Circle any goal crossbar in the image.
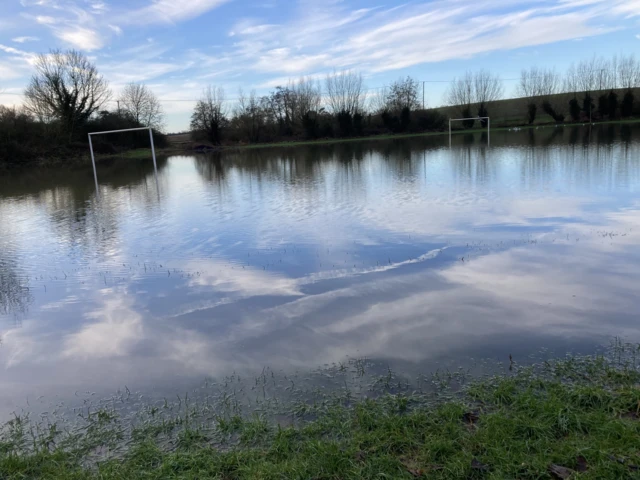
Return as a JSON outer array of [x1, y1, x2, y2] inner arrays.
[[88, 126, 158, 196], [448, 117, 490, 147]]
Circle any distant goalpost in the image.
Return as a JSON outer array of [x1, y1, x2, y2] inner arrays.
[[448, 117, 490, 147], [88, 127, 158, 195]]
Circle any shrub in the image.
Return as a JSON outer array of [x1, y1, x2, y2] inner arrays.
[[569, 98, 581, 121], [462, 107, 475, 129], [526, 103, 537, 125], [621, 91, 634, 118], [353, 112, 364, 136], [302, 112, 320, 139], [336, 110, 353, 138], [608, 91, 619, 119], [399, 107, 411, 132], [582, 94, 594, 119], [416, 109, 446, 131]]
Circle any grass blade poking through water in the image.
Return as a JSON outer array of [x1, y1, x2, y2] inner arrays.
[[2, 342, 640, 478]]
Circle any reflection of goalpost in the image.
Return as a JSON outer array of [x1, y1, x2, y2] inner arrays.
[[448, 117, 490, 147], [88, 127, 158, 195]]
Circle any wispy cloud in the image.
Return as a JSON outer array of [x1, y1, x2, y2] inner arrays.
[[122, 0, 230, 25], [223, 0, 622, 78], [3, 0, 640, 131], [12, 36, 39, 43]]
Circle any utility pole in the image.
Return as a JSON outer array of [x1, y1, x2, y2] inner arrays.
[[117, 100, 120, 115], [422, 81, 425, 110]]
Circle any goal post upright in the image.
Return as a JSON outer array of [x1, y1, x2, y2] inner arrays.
[[88, 126, 159, 197], [448, 117, 490, 147]]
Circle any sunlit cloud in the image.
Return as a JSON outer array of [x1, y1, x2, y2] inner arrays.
[[56, 27, 103, 50], [63, 289, 143, 359]]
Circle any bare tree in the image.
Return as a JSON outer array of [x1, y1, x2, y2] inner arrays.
[[325, 70, 365, 115], [190, 86, 227, 145], [445, 71, 475, 115], [618, 54, 640, 90], [518, 67, 541, 124], [446, 70, 502, 125], [292, 77, 322, 120], [367, 87, 388, 114], [563, 63, 579, 94], [576, 56, 600, 93], [474, 70, 503, 108], [234, 88, 267, 143], [119, 83, 165, 130], [385, 76, 421, 113], [24, 49, 111, 139], [518, 67, 558, 98], [539, 69, 561, 98], [518, 67, 560, 123]]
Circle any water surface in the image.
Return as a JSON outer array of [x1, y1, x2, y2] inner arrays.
[[1, 125, 639, 414]]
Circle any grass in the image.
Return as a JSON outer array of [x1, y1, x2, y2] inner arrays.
[[155, 117, 640, 157], [3, 342, 640, 479], [231, 117, 640, 151]]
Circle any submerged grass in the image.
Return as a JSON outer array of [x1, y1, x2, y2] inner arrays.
[[115, 118, 640, 159], [3, 341, 640, 479]]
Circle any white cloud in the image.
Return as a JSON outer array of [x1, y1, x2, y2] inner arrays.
[[90, 1, 108, 14], [56, 27, 103, 50], [225, 0, 620, 77], [122, 0, 230, 24], [11, 36, 39, 43], [20, 0, 58, 6], [35, 15, 57, 24], [107, 24, 122, 35], [63, 290, 143, 359]]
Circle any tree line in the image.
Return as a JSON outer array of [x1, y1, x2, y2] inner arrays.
[[188, 53, 640, 144], [2, 49, 640, 166], [0, 49, 166, 165], [190, 73, 444, 146]]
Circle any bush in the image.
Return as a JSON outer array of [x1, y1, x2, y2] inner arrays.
[[381, 110, 398, 132], [320, 122, 334, 138], [597, 94, 609, 119], [621, 91, 634, 118], [0, 106, 62, 164], [336, 110, 353, 138], [462, 107, 475, 129], [399, 107, 411, 132], [582, 94, 594, 119], [569, 98, 581, 122], [302, 112, 320, 139], [608, 91, 619, 118], [415, 109, 446, 131], [542, 101, 564, 123], [478, 104, 489, 127], [353, 112, 364, 136], [83, 111, 166, 149], [526, 103, 537, 125]]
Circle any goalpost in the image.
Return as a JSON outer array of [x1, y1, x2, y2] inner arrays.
[[88, 126, 158, 195], [448, 117, 490, 147]]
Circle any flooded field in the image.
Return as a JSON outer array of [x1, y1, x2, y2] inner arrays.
[[1, 124, 640, 416]]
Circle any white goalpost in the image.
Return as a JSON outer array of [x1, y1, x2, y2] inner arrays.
[[448, 117, 490, 147], [88, 126, 158, 195]]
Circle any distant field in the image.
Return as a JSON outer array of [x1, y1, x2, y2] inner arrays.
[[166, 133, 192, 145], [439, 87, 640, 129]]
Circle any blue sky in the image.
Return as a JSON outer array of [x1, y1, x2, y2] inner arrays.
[[1, 0, 640, 132]]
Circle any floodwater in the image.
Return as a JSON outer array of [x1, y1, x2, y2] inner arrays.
[[1, 124, 640, 414]]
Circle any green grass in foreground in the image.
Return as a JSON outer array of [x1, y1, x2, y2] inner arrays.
[[3, 344, 640, 479]]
